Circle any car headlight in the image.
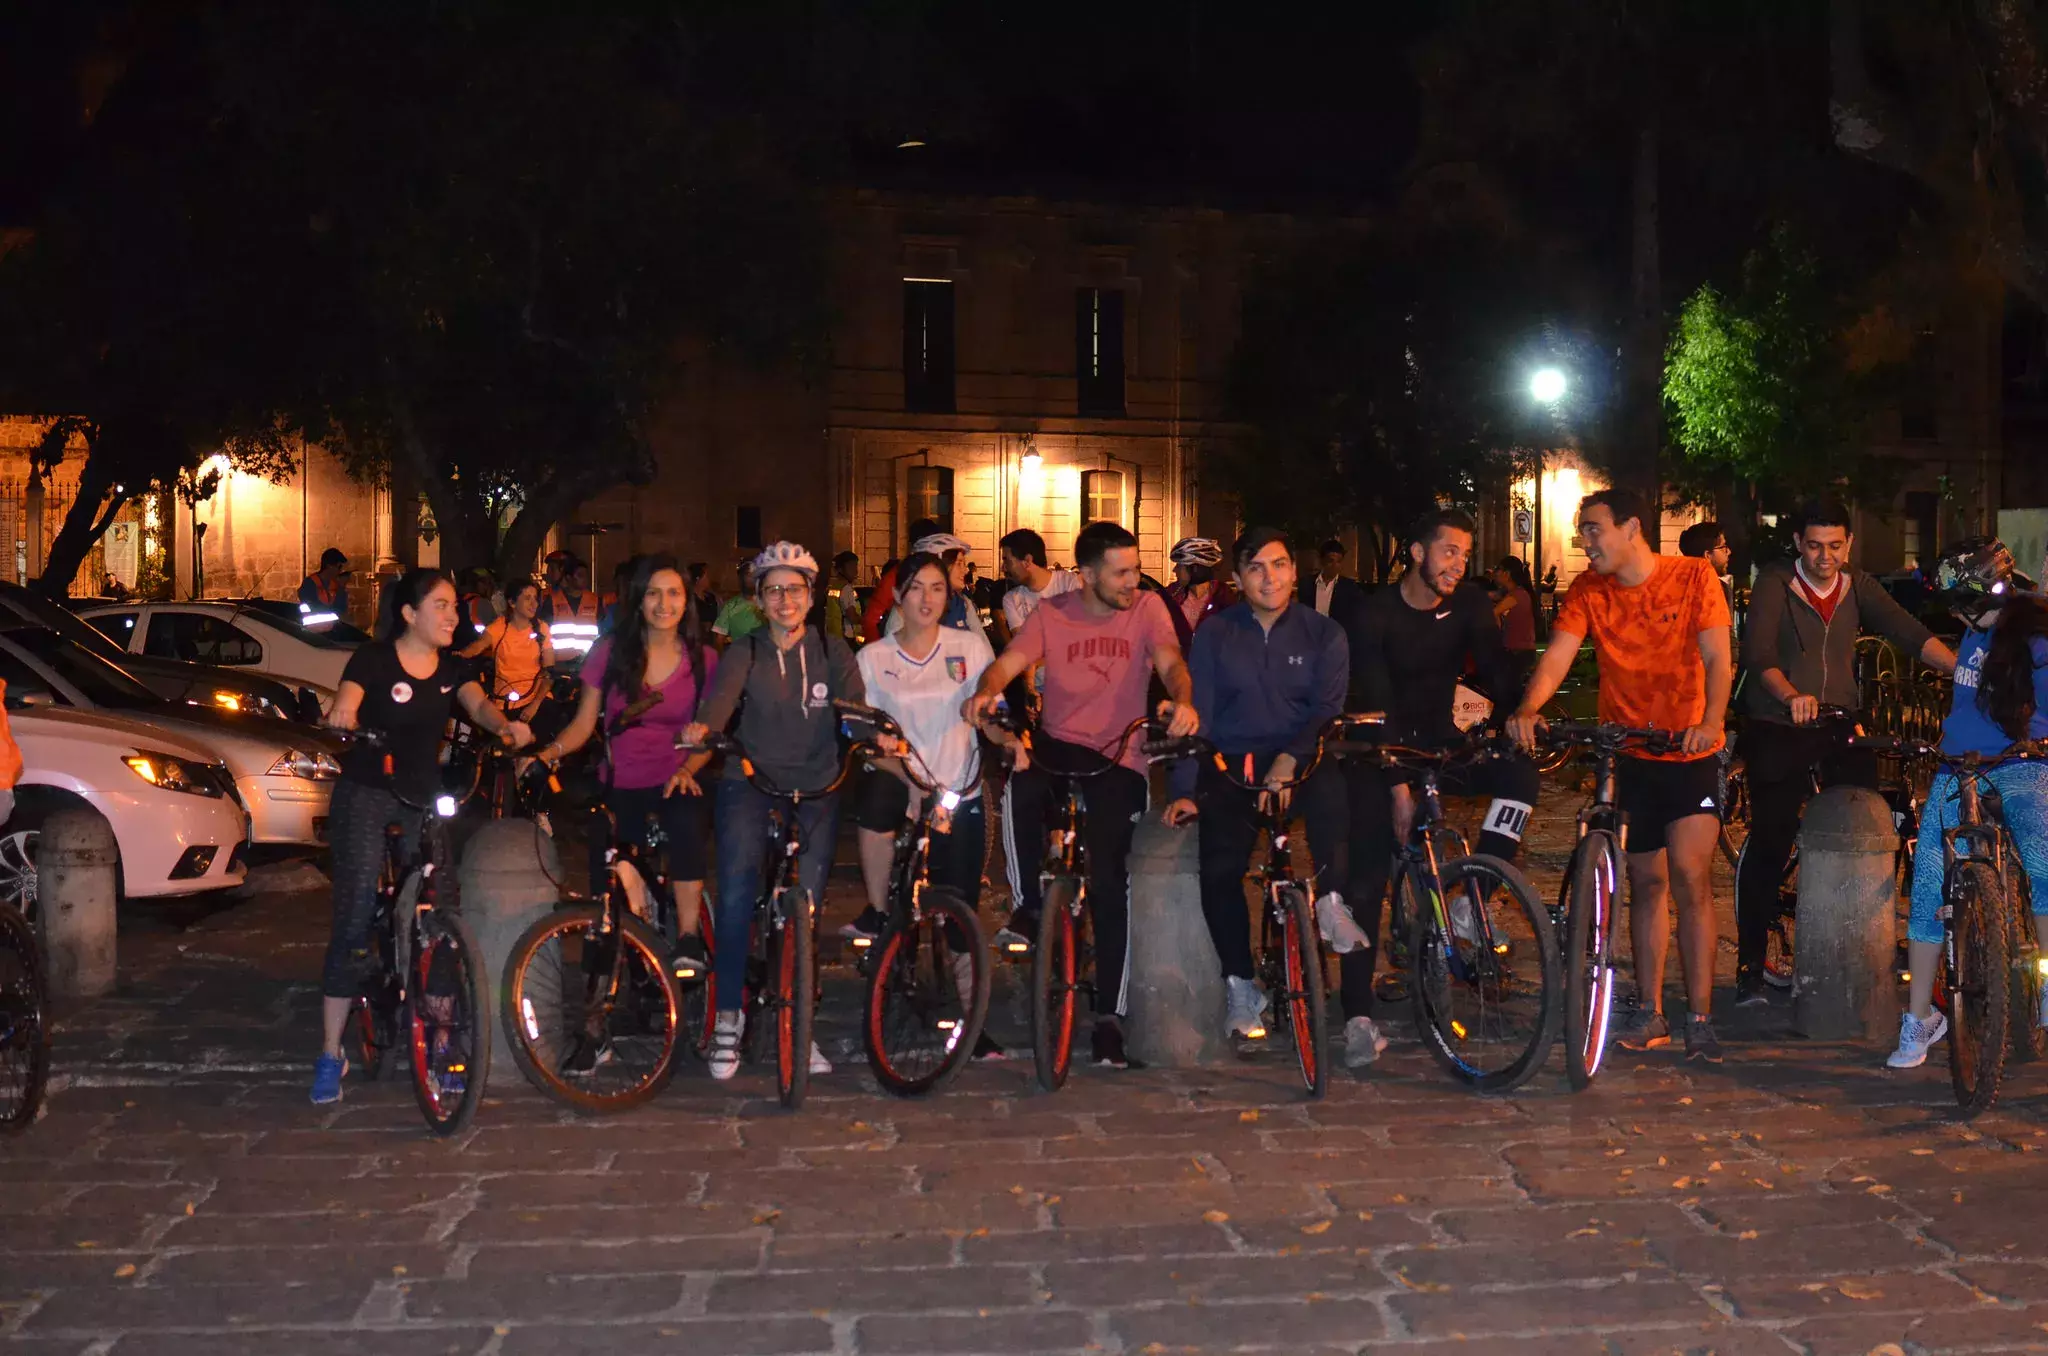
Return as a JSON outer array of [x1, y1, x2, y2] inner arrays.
[[268, 750, 342, 780], [124, 750, 223, 797], [211, 690, 245, 713]]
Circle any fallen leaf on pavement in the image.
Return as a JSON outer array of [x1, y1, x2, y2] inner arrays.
[[1737, 1230, 1758, 1240], [1567, 1227, 1599, 1238], [113, 1264, 136, 1278], [1301, 1220, 1332, 1235], [751, 1209, 781, 1225], [1239, 1110, 1260, 1122], [1203, 1210, 1230, 1223], [1836, 1280, 1883, 1300]]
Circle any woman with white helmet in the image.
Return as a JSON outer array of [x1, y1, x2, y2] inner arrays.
[[886, 532, 989, 642], [680, 540, 864, 1080], [1163, 536, 1236, 651]]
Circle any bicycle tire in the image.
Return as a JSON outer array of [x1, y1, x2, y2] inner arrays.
[[2006, 854, 2044, 1064], [1563, 830, 1620, 1091], [864, 888, 990, 1097], [500, 906, 683, 1114], [1276, 885, 1327, 1099], [1947, 861, 2010, 1117], [410, 909, 491, 1136], [683, 908, 719, 1062], [1408, 853, 1560, 1093], [1731, 838, 1798, 991], [0, 904, 50, 1133], [773, 890, 815, 1110], [1032, 877, 1081, 1092]]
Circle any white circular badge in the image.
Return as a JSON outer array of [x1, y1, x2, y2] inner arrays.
[[391, 681, 414, 704], [811, 682, 828, 699]]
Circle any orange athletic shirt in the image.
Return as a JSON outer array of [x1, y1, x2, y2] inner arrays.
[[1552, 555, 1731, 761]]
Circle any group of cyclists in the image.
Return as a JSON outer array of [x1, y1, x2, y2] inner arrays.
[[310, 481, 2048, 1105]]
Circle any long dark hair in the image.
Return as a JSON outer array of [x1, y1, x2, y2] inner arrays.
[[378, 567, 455, 643], [1977, 594, 2048, 740], [1495, 555, 1534, 594], [602, 553, 706, 704]]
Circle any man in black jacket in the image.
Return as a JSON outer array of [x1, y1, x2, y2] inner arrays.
[[1302, 539, 1367, 619], [1736, 500, 1956, 1004]]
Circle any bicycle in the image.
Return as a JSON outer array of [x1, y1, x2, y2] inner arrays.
[[675, 728, 855, 1110], [0, 896, 48, 1133], [342, 732, 493, 1137], [498, 786, 687, 1115], [1537, 721, 1690, 1090], [1854, 735, 2046, 1115], [1351, 728, 1560, 1093], [985, 711, 1156, 1092], [446, 694, 552, 822], [836, 700, 992, 1097], [1145, 713, 1386, 1098]]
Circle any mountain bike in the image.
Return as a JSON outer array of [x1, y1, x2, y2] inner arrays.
[[1353, 729, 1559, 1093], [676, 729, 854, 1110], [836, 700, 991, 1097], [1854, 735, 2046, 1115], [343, 733, 492, 1136], [0, 895, 48, 1133], [1146, 713, 1386, 1098]]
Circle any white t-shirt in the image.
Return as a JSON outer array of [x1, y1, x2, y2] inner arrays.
[[856, 626, 995, 797], [1002, 568, 1081, 632]]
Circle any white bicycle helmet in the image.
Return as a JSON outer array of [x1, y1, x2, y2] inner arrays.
[[912, 532, 971, 558], [1170, 536, 1225, 568], [752, 540, 819, 586]]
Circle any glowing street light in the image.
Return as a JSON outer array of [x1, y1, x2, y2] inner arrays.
[[1529, 367, 1567, 404]]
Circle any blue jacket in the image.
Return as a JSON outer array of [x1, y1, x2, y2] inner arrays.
[[1174, 600, 1350, 798]]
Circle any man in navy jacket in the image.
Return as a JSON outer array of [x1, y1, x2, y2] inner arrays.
[[1163, 526, 1361, 1044]]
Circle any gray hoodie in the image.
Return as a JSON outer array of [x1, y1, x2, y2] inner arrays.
[[695, 628, 864, 790], [1742, 561, 1932, 725]]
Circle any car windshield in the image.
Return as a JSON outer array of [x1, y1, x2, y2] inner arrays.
[[1, 627, 164, 710], [3, 586, 139, 664], [217, 600, 371, 647]]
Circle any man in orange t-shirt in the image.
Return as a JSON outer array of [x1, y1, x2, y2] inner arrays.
[[1507, 486, 1733, 1061]]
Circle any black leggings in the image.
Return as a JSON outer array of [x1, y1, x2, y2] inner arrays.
[[321, 779, 419, 999]]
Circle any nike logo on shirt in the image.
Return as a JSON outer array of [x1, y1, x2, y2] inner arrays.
[[1434, 610, 1452, 620]]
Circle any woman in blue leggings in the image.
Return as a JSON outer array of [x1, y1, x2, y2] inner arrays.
[[1891, 538, 2048, 1069]]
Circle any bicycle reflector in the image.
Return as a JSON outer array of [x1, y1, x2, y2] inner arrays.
[[435, 794, 459, 818]]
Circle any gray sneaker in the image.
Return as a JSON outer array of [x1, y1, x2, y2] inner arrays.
[[1343, 1015, 1389, 1068], [1615, 1003, 1672, 1051], [1225, 976, 1269, 1039], [1684, 1013, 1724, 1064]]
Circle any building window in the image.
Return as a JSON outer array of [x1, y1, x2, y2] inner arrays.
[[903, 280, 956, 413], [906, 465, 955, 536], [1076, 287, 1126, 417], [736, 505, 763, 550], [1081, 469, 1125, 525], [1903, 490, 1938, 567], [1900, 327, 1938, 442]]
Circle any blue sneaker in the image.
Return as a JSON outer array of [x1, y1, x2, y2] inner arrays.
[[310, 1052, 348, 1105]]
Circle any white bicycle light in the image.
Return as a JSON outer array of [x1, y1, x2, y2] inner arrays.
[[940, 789, 962, 811], [435, 794, 459, 818]]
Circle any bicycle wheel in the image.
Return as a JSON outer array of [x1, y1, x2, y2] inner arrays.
[[501, 906, 682, 1115], [1275, 885, 1328, 1099], [1947, 861, 2010, 1116], [1409, 853, 1560, 1093], [772, 890, 816, 1110], [409, 909, 490, 1135], [1375, 860, 1422, 1004], [683, 908, 719, 1062], [2006, 856, 2044, 1064], [1563, 831, 1620, 1091], [1031, 877, 1081, 1091], [865, 888, 990, 1097], [0, 905, 50, 1133]]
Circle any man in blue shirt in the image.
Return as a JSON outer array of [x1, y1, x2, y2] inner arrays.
[[1163, 526, 1360, 1043]]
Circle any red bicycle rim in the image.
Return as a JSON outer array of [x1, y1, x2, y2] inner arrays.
[[776, 921, 795, 1082], [1052, 910, 1076, 1083], [409, 939, 443, 1117], [1283, 906, 1316, 1089]]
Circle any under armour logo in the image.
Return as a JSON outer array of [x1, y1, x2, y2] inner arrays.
[[1287, 655, 1305, 666]]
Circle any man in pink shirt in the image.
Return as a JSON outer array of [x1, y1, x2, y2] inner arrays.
[[966, 521, 1198, 1068]]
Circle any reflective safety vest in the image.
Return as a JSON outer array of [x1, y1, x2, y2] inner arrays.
[[548, 588, 604, 656]]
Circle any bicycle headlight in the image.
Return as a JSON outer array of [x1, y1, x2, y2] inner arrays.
[[268, 750, 343, 781], [940, 789, 961, 811], [124, 750, 221, 796], [434, 794, 460, 819]]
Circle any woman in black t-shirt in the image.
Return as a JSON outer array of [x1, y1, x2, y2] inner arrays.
[[311, 568, 534, 1107]]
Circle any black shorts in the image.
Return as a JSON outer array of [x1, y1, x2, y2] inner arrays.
[[595, 783, 710, 889], [1616, 753, 1723, 854], [851, 760, 912, 833]]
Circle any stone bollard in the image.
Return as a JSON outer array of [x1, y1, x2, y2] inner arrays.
[[1126, 815, 1228, 1067], [38, 806, 119, 998], [1792, 786, 1899, 1043], [458, 818, 563, 1090]]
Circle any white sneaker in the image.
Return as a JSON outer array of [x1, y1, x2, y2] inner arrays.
[[1886, 1009, 1948, 1069], [1344, 1016, 1389, 1068], [709, 1010, 743, 1081], [1449, 895, 1479, 946], [809, 1041, 833, 1075], [1316, 892, 1371, 955], [1225, 976, 1268, 1039]]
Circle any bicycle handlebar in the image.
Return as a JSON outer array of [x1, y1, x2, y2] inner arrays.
[[323, 728, 464, 818], [1141, 712, 1387, 791], [1849, 734, 2048, 774], [1536, 721, 1685, 757], [671, 726, 860, 801]]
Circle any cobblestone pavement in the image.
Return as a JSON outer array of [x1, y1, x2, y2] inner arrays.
[[7, 782, 2048, 1356]]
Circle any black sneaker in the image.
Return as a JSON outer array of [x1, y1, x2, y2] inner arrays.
[[670, 934, 710, 983], [1091, 1017, 1143, 1070], [994, 913, 1038, 957], [561, 1033, 613, 1077], [1685, 1013, 1725, 1064], [1615, 1004, 1672, 1051], [839, 906, 887, 943], [972, 1031, 1009, 1061], [1733, 975, 1768, 1009]]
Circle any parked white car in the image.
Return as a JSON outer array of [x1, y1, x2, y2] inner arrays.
[[77, 600, 357, 709], [2, 704, 250, 918], [0, 627, 340, 846]]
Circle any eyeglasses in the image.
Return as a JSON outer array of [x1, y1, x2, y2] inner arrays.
[[761, 584, 810, 602]]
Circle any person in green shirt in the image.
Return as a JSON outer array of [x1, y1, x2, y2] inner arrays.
[[711, 560, 766, 646]]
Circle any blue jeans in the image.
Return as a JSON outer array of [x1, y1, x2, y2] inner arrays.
[[712, 777, 839, 1013], [1907, 762, 2048, 944]]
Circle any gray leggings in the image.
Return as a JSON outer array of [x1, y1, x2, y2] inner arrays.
[[321, 779, 420, 999]]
